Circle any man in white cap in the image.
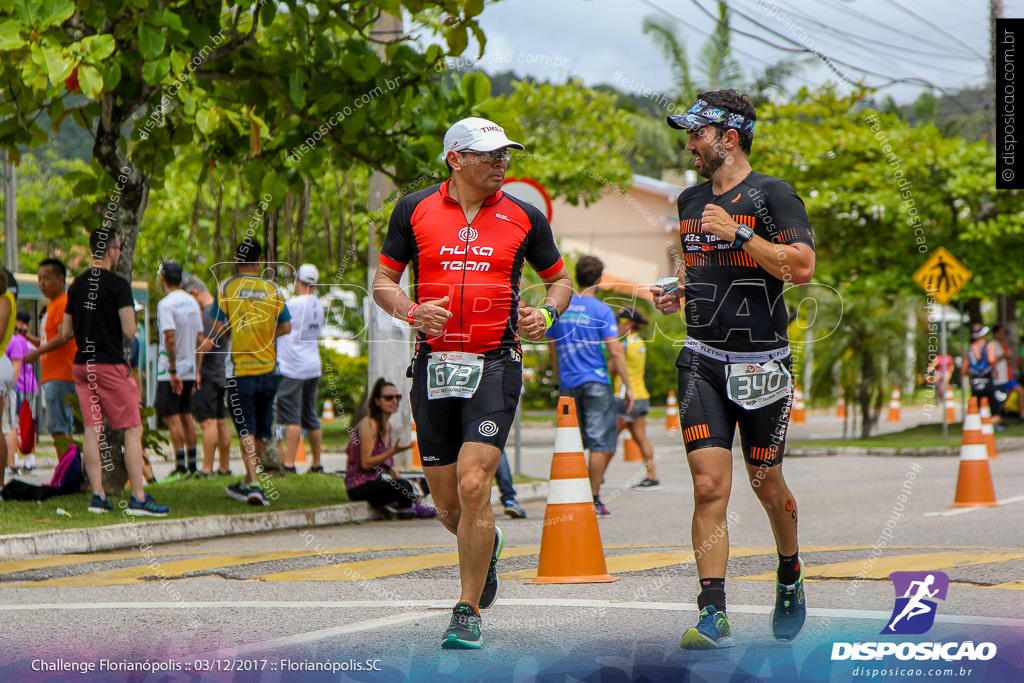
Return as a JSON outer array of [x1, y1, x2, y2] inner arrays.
[[276, 263, 325, 473], [372, 117, 573, 649]]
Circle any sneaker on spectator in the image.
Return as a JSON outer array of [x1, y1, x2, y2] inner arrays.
[[503, 500, 527, 518], [414, 503, 437, 518], [594, 496, 611, 518], [125, 494, 169, 517], [394, 506, 417, 519], [247, 486, 269, 506], [164, 467, 190, 482], [88, 494, 114, 513], [632, 478, 661, 491], [226, 481, 255, 503], [308, 465, 325, 474]]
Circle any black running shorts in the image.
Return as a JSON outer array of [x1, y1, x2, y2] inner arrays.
[[675, 346, 793, 467], [409, 350, 522, 467]]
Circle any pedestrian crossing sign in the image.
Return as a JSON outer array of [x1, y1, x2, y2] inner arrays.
[[913, 247, 971, 305]]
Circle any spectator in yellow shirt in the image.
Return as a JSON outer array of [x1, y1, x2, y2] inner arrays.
[[614, 308, 659, 489]]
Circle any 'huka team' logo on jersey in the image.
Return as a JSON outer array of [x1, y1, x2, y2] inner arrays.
[[881, 571, 949, 635], [440, 242, 494, 271]]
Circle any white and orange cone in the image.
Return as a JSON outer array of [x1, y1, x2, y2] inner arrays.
[[835, 397, 847, 419], [665, 391, 680, 431], [952, 397, 998, 508], [410, 420, 422, 470], [528, 397, 618, 584], [790, 387, 806, 424], [886, 388, 901, 422], [623, 437, 643, 462], [295, 437, 307, 464], [979, 397, 998, 460], [322, 398, 335, 423], [945, 389, 956, 423]]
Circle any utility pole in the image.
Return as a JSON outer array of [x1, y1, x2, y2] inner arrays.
[[366, 12, 413, 462], [3, 151, 16, 272]]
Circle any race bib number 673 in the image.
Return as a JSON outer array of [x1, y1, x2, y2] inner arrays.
[[726, 361, 792, 410], [427, 351, 485, 399]]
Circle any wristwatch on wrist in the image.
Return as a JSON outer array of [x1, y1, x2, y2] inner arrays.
[[168, 368, 177, 375], [732, 225, 754, 249], [540, 305, 560, 328]]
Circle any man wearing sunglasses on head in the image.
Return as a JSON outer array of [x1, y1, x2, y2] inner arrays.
[[373, 117, 573, 650]]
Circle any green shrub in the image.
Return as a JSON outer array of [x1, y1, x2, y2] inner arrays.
[[318, 347, 367, 426]]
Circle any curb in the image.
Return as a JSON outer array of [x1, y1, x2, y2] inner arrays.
[[0, 483, 551, 557], [788, 447, 959, 457]]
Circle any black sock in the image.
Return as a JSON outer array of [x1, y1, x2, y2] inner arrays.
[[697, 577, 727, 613], [778, 552, 801, 585], [187, 446, 198, 472], [174, 449, 186, 471]]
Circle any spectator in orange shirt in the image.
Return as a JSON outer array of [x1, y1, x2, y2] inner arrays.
[[24, 259, 78, 457]]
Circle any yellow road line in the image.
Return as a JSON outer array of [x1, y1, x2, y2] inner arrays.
[[734, 551, 1024, 581], [989, 579, 1024, 590], [261, 547, 540, 582], [8, 550, 341, 587], [0, 551, 204, 576]]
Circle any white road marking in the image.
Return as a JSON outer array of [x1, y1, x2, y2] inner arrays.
[[1, 599, 1022, 628], [195, 611, 440, 659], [925, 493, 1024, 516]]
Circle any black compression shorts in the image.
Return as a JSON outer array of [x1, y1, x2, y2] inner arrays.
[[409, 349, 522, 467], [675, 346, 793, 467]]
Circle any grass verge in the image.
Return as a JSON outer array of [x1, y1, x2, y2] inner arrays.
[[0, 473, 350, 537], [789, 420, 1024, 449]]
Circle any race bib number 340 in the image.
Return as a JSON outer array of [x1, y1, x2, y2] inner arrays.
[[726, 361, 792, 410], [427, 351, 485, 400]]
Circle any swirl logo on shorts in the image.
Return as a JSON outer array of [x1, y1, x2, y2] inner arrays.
[[478, 420, 499, 437], [458, 227, 479, 242]]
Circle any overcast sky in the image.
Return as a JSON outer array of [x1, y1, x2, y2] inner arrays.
[[458, 0, 1021, 104]]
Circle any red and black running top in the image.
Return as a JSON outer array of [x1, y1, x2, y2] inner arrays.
[[379, 180, 565, 355], [678, 171, 814, 353]]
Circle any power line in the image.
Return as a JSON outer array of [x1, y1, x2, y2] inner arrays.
[[875, 0, 989, 60], [764, 0, 981, 62], [648, 0, 976, 96], [727, 1, 982, 77]]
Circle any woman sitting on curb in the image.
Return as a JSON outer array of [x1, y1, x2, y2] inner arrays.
[[344, 377, 435, 519]]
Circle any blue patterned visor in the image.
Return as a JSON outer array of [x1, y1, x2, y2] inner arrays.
[[667, 98, 755, 134]]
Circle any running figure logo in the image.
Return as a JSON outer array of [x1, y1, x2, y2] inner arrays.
[[880, 571, 949, 635]]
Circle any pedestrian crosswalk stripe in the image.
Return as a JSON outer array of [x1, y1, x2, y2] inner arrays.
[[0, 551, 203, 575], [261, 548, 540, 582], [734, 551, 1024, 581], [499, 547, 780, 580]]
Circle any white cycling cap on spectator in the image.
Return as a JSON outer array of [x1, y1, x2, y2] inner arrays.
[[297, 263, 319, 285]]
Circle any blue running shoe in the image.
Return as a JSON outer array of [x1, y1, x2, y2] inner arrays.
[[771, 567, 806, 641], [126, 494, 170, 517], [88, 494, 113, 514], [681, 606, 735, 649], [441, 602, 483, 649]]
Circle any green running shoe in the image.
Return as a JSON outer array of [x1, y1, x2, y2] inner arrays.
[[441, 602, 482, 650], [681, 606, 735, 649]]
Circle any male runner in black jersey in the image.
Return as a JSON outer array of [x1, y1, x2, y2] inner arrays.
[[372, 117, 572, 649], [652, 90, 815, 649]]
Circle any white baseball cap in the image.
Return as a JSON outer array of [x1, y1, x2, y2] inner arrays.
[[297, 263, 319, 285], [443, 117, 525, 155]]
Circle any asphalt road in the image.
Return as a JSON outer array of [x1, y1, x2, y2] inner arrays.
[[2, 412, 1023, 682]]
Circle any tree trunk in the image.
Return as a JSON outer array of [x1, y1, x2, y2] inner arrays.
[[859, 352, 875, 439], [93, 91, 153, 492], [213, 178, 224, 267], [263, 206, 279, 278], [296, 178, 311, 265]]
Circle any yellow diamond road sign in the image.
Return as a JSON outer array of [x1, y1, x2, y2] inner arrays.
[[913, 247, 972, 305]]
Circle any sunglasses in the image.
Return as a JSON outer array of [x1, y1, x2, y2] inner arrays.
[[381, 394, 402, 401], [461, 149, 511, 164]]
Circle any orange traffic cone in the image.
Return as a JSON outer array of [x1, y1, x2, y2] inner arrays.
[[410, 421, 422, 470], [886, 388, 901, 422], [835, 397, 846, 419], [979, 397, 998, 460], [665, 391, 680, 431], [952, 397, 998, 508], [790, 387, 806, 424], [295, 437, 307, 464], [945, 389, 956, 423], [322, 398, 335, 423], [623, 438, 642, 462], [528, 397, 618, 584]]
